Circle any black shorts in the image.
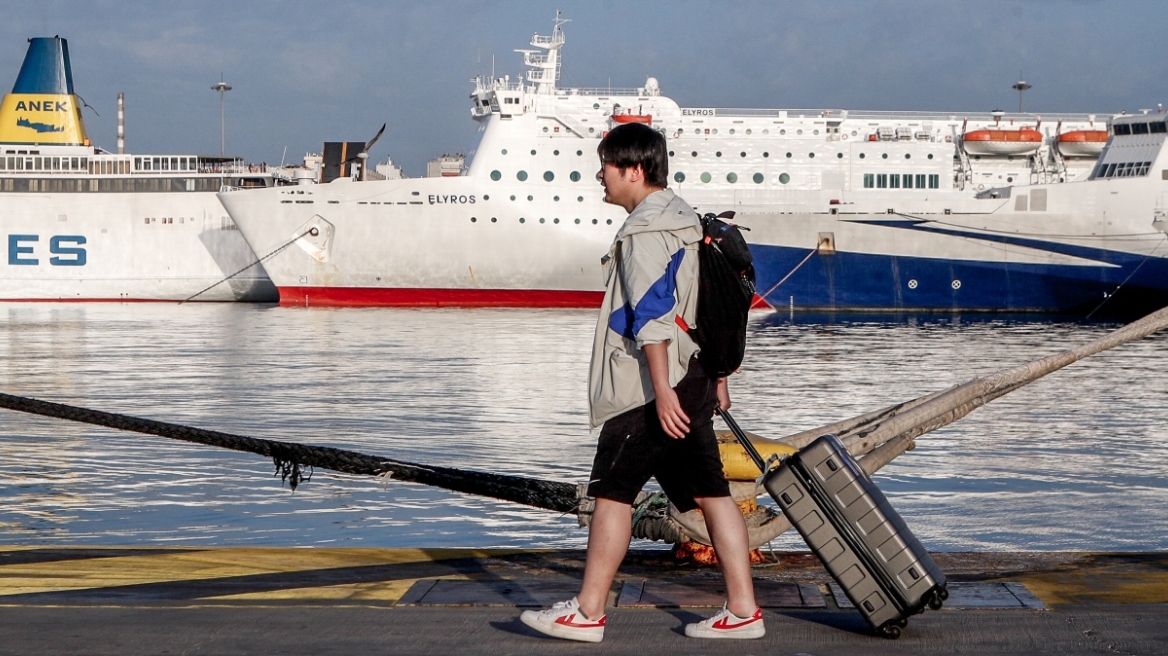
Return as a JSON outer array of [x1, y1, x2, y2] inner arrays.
[[587, 357, 731, 513]]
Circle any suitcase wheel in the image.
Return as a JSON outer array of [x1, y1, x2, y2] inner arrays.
[[878, 624, 902, 639], [927, 588, 948, 611]]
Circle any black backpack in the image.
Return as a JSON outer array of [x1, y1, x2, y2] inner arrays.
[[677, 211, 756, 378]]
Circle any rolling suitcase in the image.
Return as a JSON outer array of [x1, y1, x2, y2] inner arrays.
[[719, 410, 947, 638]]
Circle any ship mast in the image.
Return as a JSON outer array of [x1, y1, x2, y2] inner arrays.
[[517, 12, 568, 95]]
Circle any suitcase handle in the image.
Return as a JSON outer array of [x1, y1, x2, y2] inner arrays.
[[716, 408, 775, 474]]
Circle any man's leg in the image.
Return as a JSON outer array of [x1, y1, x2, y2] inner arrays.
[[576, 497, 632, 620], [695, 495, 757, 617]]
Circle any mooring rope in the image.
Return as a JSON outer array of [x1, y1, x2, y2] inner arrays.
[[181, 228, 316, 303], [0, 391, 579, 513]]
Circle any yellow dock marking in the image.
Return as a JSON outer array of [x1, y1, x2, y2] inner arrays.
[[0, 547, 528, 601], [1014, 556, 1168, 606]]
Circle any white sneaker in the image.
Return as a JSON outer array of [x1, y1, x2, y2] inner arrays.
[[684, 604, 765, 639], [519, 597, 606, 643]]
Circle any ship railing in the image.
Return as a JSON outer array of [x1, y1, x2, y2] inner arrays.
[[554, 86, 655, 97], [710, 108, 1110, 123]]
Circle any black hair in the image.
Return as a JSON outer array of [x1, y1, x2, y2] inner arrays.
[[597, 122, 668, 188]]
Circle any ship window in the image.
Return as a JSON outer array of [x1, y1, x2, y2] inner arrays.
[[753, 172, 764, 184], [1132, 123, 1149, 135], [553, 150, 560, 156], [863, 174, 874, 188], [554, 195, 560, 201], [675, 172, 686, 183], [544, 171, 554, 181], [726, 172, 737, 183], [716, 151, 722, 157], [905, 154, 911, 159], [575, 219, 581, 224], [171, 157, 179, 170], [762, 152, 769, 158], [510, 195, 516, 200], [542, 127, 549, 133], [51, 157, 60, 170], [890, 174, 900, 188], [809, 152, 815, 158], [746, 129, 752, 135], [740, 151, 746, 157], [902, 174, 913, 188], [527, 195, 533, 201], [593, 103, 600, 109], [859, 153, 865, 159], [1113, 124, 1131, 135], [779, 172, 790, 184], [578, 196, 584, 202], [691, 151, 698, 157], [882, 153, 888, 159], [700, 172, 711, 183], [916, 174, 926, 188], [1152, 122, 1167, 134], [786, 152, 792, 158], [518, 217, 524, 223], [517, 170, 528, 181], [490, 170, 501, 181], [530, 150, 537, 156], [570, 171, 581, 181], [501, 149, 508, 155], [877, 174, 888, 188], [607, 219, 613, 225], [837, 152, 844, 159], [928, 174, 940, 189]]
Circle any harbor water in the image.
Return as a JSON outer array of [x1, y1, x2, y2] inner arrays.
[[1, 303, 1165, 551]]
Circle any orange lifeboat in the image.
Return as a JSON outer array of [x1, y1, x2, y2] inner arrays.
[[611, 112, 652, 125], [1056, 130, 1108, 157], [962, 127, 1042, 156]]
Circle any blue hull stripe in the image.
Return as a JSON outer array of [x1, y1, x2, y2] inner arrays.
[[752, 221, 1168, 313]]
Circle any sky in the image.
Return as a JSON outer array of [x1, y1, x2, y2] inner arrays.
[[2, 0, 1163, 176]]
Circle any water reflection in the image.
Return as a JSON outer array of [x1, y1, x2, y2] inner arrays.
[[1, 304, 1165, 550]]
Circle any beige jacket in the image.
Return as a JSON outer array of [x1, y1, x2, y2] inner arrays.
[[588, 189, 702, 427]]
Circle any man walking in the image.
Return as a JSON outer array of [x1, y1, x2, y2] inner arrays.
[[520, 123, 763, 643]]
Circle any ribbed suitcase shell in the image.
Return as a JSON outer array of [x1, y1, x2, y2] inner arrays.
[[765, 434, 947, 637]]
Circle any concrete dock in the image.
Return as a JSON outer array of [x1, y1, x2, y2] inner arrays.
[[1, 547, 1165, 655]]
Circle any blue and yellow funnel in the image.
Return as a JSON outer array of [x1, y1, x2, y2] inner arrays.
[[0, 37, 89, 146]]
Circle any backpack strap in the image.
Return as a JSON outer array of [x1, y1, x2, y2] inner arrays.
[[675, 314, 699, 344]]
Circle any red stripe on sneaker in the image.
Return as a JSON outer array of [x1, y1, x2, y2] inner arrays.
[[712, 609, 762, 630], [555, 614, 606, 628]]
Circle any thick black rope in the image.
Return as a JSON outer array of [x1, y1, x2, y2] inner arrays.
[[0, 392, 579, 513]]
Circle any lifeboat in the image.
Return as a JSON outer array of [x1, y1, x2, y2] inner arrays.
[[962, 127, 1042, 156], [611, 112, 652, 125], [1056, 130, 1108, 157]]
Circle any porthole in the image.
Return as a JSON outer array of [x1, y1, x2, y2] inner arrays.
[[471, 217, 477, 223], [544, 171, 554, 182], [510, 195, 516, 201], [797, 129, 803, 135], [490, 170, 501, 181], [837, 153, 844, 159], [779, 129, 786, 135], [530, 149, 537, 156], [588, 127, 595, 133], [927, 154, 934, 160], [851, 131, 858, 136], [729, 128, 735, 134], [519, 217, 525, 223], [527, 195, 533, 201], [726, 172, 738, 183], [740, 151, 747, 157], [809, 152, 815, 158], [554, 195, 560, 201], [553, 150, 560, 156], [577, 196, 584, 202], [779, 172, 790, 184], [517, 170, 528, 181], [700, 172, 712, 183], [574, 218, 581, 224], [859, 153, 866, 159], [694, 128, 701, 135], [539, 218, 545, 223], [570, 171, 581, 182], [763, 151, 769, 158], [712, 129, 719, 135], [576, 150, 583, 156], [675, 172, 686, 183], [786, 152, 792, 158], [905, 154, 911, 159], [483, 195, 489, 200], [606, 219, 613, 225], [691, 151, 698, 157], [753, 172, 764, 184], [490, 217, 497, 223], [542, 127, 549, 133], [669, 150, 675, 157], [501, 149, 508, 155], [746, 129, 752, 135], [763, 129, 769, 135], [554, 218, 560, 224], [592, 219, 598, 224], [1007, 176, 1014, 183], [716, 151, 722, 157], [593, 103, 600, 109], [882, 153, 888, 159], [813, 129, 819, 135]]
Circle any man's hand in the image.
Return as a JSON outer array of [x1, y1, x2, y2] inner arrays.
[[642, 341, 690, 438], [716, 377, 732, 411]]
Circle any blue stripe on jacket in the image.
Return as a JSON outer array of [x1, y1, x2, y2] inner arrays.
[[608, 247, 686, 340]]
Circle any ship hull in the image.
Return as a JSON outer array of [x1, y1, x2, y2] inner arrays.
[[1, 191, 277, 302]]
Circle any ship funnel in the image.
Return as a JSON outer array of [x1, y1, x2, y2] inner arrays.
[[0, 36, 90, 146]]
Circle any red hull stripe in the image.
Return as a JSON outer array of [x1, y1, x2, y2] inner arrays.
[[279, 286, 606, 308]]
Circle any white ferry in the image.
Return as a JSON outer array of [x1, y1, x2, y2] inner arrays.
[[218, 16, 1166, 314], [0, 37, 277, 302]]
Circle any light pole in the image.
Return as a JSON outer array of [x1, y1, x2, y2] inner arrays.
[[211, 76, 232, 156], [1011, 73, 1031, 114]]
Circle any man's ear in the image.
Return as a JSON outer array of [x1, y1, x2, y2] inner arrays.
[[627, 164, 645, 183]]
